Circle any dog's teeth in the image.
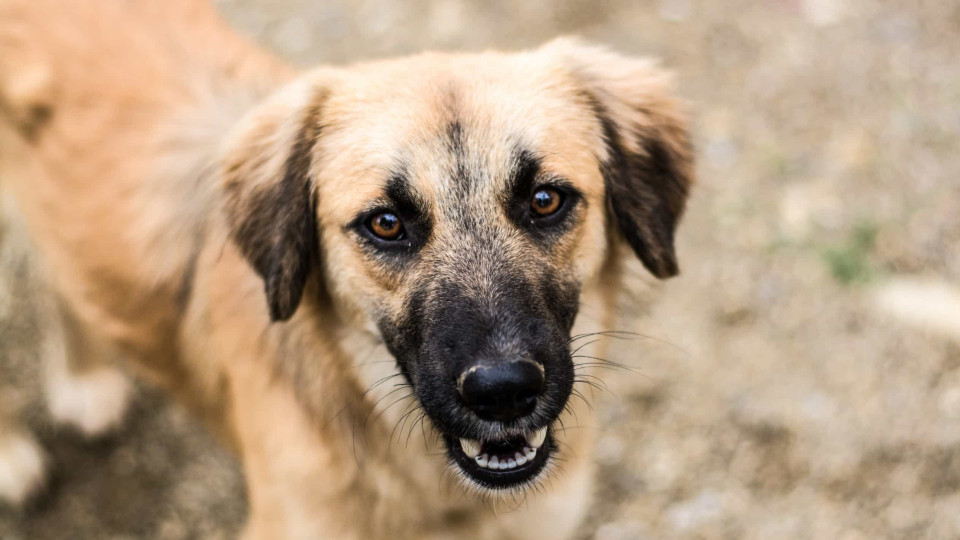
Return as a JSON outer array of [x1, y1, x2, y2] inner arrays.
[[459, 438, 481, 458], [526, 427, 547, 449], [468, 440, 540, 471]]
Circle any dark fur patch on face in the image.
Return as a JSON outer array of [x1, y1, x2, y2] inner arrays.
[[503, 150, 584, 245], [503, 150, 543, 222], [227, 99, 325, 321], [380, 256, 577, 439], [446, 120, 471, 191], [586, 93, 692, 278], [347, 172, 434, 265]]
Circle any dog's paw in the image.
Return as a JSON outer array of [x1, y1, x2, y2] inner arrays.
[[47, 367, 131, 437], [0, 430, 47, 507]]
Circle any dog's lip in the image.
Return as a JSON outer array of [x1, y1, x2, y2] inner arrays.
[[443, 428, 552, 489]]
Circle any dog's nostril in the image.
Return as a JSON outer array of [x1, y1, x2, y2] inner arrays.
[[459, 361, 545, 422]]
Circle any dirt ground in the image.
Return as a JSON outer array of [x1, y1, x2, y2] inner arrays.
[[2, 0, 960, 538]]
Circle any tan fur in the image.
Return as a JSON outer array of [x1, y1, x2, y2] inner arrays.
[[0, 1, 692, 536]]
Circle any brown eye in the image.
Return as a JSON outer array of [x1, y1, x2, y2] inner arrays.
[[369, 212, 404, 240], [531, 188, 562, 216]]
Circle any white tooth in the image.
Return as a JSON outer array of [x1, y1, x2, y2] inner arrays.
[[460, 438, 481, 458], [524, 446, 537, 460], [507, 458, 517, 468], [527, 427, 547, 448], [476, 453, 488, 468], [515, 452, 527, 466], [489, 455, 500, 468], [498, 459, 510, 470]]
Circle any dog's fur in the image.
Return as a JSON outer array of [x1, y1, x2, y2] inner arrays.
[[0, 1, 693, 537]]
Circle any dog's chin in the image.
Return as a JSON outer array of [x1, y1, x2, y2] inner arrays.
[[443, 426, 553, 491]]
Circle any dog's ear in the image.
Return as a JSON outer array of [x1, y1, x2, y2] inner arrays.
[[221, 82, 327, 321], [545, 38, 695, 278]]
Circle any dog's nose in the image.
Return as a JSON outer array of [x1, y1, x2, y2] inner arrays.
[[458, 361, 545, 422]]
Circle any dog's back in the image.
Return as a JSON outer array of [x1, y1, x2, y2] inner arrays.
[[0, 0, 290, 374]]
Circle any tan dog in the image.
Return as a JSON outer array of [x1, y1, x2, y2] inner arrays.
[[0, 0, 694, 537]]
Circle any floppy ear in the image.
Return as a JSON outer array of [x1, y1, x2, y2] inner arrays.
[[220, 82, 326, 321], [546, 38, 695, 278]]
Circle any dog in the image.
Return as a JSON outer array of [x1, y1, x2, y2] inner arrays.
[[0, 0, 694, 537]]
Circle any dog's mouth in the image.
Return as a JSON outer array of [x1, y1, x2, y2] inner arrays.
[[444, 426, 552, 489]]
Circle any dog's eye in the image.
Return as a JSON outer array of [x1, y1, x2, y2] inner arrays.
[[368, 212, 404, 240], [531, 188, 562, 217]]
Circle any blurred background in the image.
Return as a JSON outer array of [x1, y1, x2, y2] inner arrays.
[[2, 0, 959, 538]]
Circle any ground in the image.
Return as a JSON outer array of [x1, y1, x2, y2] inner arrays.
[[2, 0, 959, 538]]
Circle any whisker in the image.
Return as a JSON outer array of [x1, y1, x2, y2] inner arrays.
[[364, 385, 413, 429], [569, 387, 594, 411], [371, 392, 415, 426], [391, 401, 422, 446], [360, 372, 405, 397], [573, 355, 644, 375], [568, 329, 690, 357], [573, 383, 604, 400], [406, 411, 428, 448], [574, 373, 613, 392], [570, 338, 601, 355], [567, 330, 644, 344], [418, 413, 431, 448]]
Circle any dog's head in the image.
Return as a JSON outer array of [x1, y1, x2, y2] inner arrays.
[[221, 39, 693, 492]]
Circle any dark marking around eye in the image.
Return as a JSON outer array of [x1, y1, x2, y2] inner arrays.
[[347, 171, 433, 258], [503, 149, 582, 240], [385, 173, 430, 221], [509, 150, 542, 204]]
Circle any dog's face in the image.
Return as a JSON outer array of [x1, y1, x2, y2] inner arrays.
[[221, 39, 693, 491]]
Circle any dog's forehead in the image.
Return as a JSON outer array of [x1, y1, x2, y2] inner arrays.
[[316, 52, 604, 216]]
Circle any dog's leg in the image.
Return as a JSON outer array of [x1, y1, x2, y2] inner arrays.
[[42, 296, 132, 438], [0, 208, 47, 507], [0, 414, 46, 507]]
